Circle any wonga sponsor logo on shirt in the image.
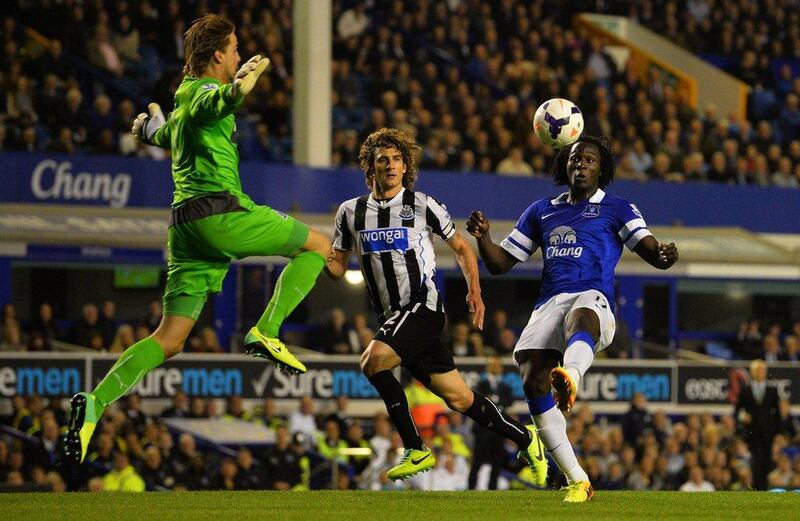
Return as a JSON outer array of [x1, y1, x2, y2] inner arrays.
[[360, 228, 409, 253]]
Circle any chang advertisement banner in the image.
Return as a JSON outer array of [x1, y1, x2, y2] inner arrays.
[[4, 153, 172, 208]]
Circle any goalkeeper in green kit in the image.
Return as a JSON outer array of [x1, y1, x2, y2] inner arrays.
[[64, 14, 332, 464]]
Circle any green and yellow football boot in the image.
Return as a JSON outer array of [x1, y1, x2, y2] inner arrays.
[[244, 326, 307, 375], [387, 447, 435, 480], [518, 425, 548, 487], [63, 392, 104, 464]]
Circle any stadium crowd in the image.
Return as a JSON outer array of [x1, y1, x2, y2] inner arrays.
[[1, 1, 800, 187], [4, 298, 800, 363], [2, 385, 799, 492]]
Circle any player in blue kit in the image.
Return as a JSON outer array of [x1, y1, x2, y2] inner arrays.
[[467, 136, 678, 502]]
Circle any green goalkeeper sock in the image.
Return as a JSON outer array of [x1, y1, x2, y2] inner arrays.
[[93, 337, 165, 406], [257, 251, 326, 337]]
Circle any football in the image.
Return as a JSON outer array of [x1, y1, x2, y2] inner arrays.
[[533, 98, 584, 148]]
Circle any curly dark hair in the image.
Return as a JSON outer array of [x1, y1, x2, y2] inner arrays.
[[183, 14, 235, 77], [550, 135, 616, 189], [358, 128, 421, 190]]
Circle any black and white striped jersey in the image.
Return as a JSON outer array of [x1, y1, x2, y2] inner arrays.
[[333, 188, 456, 321]]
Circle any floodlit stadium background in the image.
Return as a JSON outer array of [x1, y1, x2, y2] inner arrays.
[[1, 0, 800, 496]]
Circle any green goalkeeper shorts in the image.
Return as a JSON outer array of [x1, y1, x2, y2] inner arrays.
[[163, 195, 309, 319]]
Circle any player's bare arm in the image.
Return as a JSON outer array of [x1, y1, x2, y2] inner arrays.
[[446, 231, 485, 330], [466, 210, 518, 275], [633, 235, 679, 270], [325, 249, 351, 280]]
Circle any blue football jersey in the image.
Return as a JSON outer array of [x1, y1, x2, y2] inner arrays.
[[500, 189, 652, 309]]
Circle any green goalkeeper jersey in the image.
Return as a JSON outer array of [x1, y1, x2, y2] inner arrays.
[[151, 76, 254, 209]]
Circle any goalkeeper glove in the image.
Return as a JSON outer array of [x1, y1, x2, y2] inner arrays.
[[131, 103, 165, 145], [232, 55, 270, 97]]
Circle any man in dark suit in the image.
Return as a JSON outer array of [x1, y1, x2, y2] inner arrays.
[[734, 359, 781, 490], [468, 357, 518, 489]]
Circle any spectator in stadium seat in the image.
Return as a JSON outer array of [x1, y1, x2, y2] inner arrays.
[[482, 309, 510, 351], [143, 300, 162, 333], [762, 334, 781, 362], [234, 447, 263, 490], [210, 457, 239, 491], [169, 433, 196, 485], [781, 335, 799, 363], [27, 417, 62, 472], [102, 451, 145, 492], [346, 313, 371, 354], [447, 322, 472, 357], [29, 302, 62, 341], [26, 331, 50, 352], [251, 398, 283, 430], [767, 453, 795, 489], [345, 421, 372, 480], [289, 396, 319, 440], [323, 395, 351, 435], [427, 438, 469, 491], [6, 75, 38, 125], [224, 396, 250, 421], [735, 359, 781, 490], [59, 88, 90, 147], [777, 399, 799, 439], [337, 3, 369, 40], [161, 391, 190, 419], [185, 397, 206, 419], [109, 324, 135, 353], [679, 465, 715, 492], [494, 328, 517, 355], [262, 426, 303, 490], [139, 445, 174, 491], [31, 39, 72, 82], [626, 456, 662, 491], [468, 356, 515, 490], [780, 94, 800, 144], [87, 23, 124, 77], [772, 157, 799, 188], [112, 14, 142, 66], [47, 127, 75, 154], [190, 326, 224, 354], [123, 394, 148, 434], [496, 146, 534, 176], [317, 308, 353, 354], [317, 419, 349, 466], [622, 393, 652, 447], [1, 303, 22, 348]]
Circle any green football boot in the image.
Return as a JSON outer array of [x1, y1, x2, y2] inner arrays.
[[518, 425, 548, 487], [63, 392, 104, 464], [387, 447, 435, 480], [244, 327, 307, 375]]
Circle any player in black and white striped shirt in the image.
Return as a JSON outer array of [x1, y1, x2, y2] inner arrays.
[[327, 128, 547, 483]]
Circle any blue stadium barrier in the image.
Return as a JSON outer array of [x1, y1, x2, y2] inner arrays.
[[4, 152, 800, 233]]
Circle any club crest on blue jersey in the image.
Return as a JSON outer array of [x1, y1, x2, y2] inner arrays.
[[546, 225, 583, 259], [360, 228, 409, 253], [582, 204, 600, 218]]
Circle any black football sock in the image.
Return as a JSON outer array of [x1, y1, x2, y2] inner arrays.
[[464, 391, 531, 450], [368, 370, 425, 451]]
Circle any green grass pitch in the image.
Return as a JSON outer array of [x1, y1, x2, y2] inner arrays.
[[4, 490, 799, 520]]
